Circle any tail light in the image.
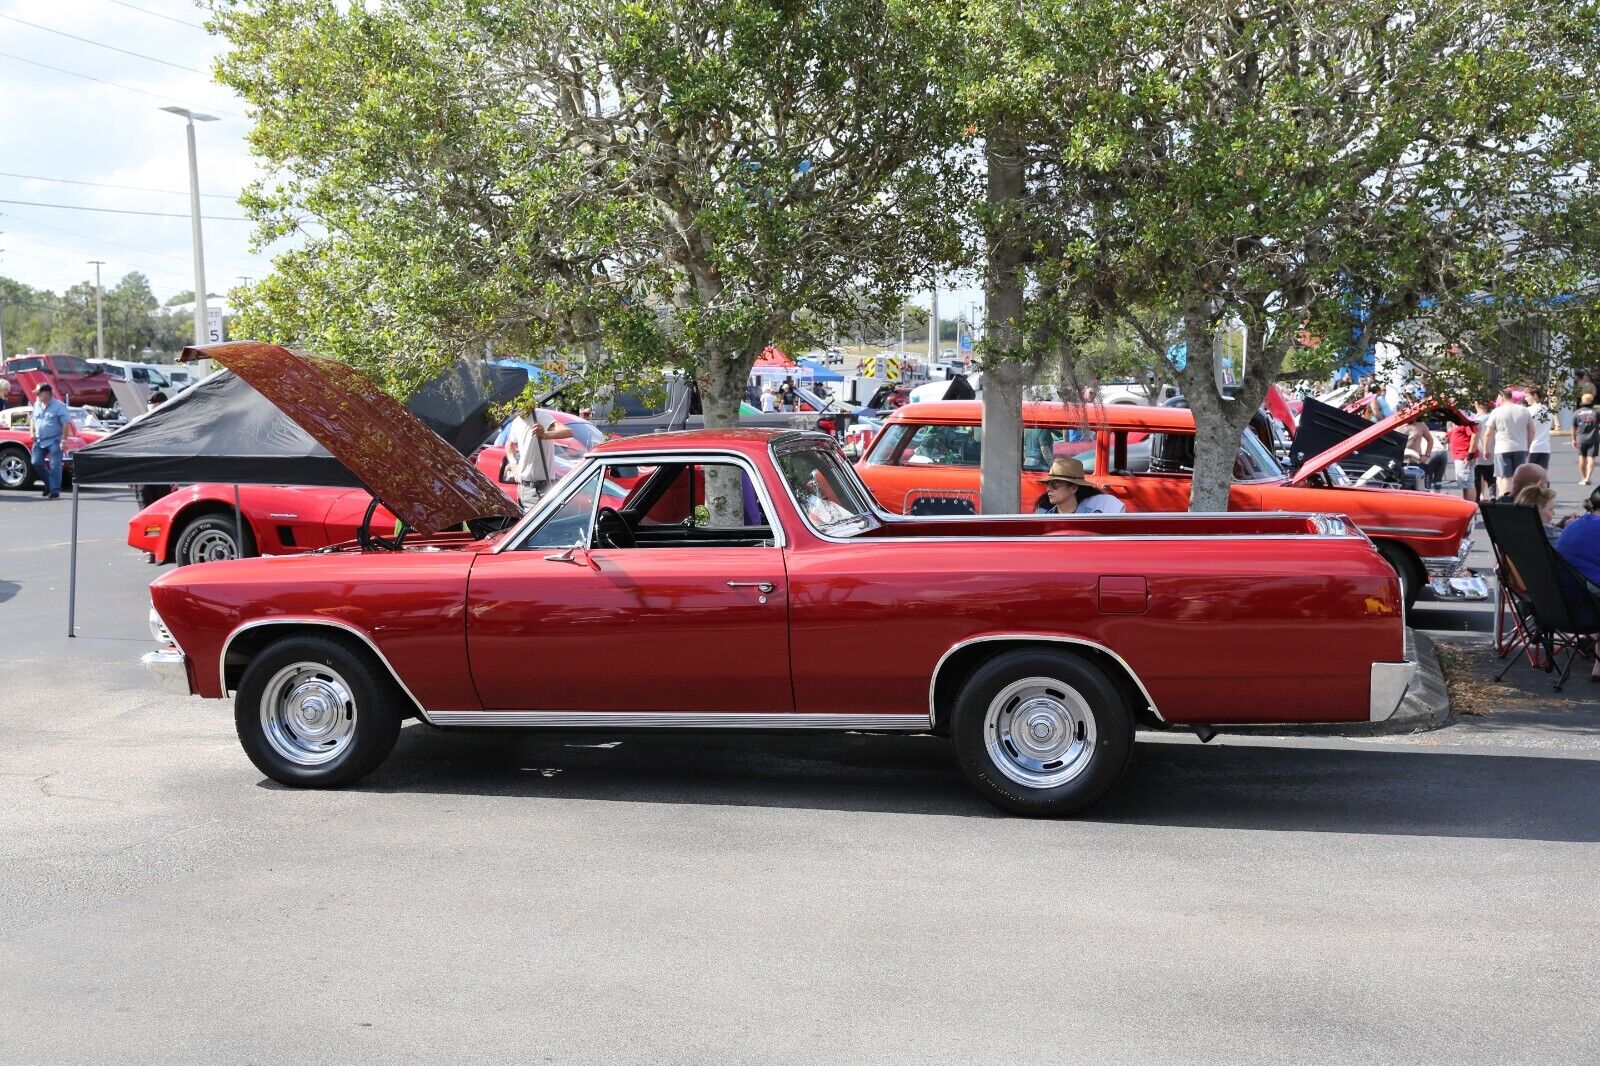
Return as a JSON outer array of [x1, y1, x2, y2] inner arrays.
[[818, 418, 836, 435]]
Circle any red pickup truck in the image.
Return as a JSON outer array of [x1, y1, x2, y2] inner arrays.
[[2, 354, 115, 408], [143, 342, 1415, 816]]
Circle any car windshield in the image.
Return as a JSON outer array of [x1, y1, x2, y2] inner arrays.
[[773, 442, 877, 534]]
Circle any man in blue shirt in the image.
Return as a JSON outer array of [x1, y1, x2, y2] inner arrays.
[[29, 383, 73, 499]]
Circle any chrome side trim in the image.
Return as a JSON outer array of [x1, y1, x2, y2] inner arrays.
[[218, 617, 432, 723], [497, 450, 789, 553], [142, 648, 190, 695], [1369, 660, 1417, 721], [1365, 526, 1444, 538], [425, 710, 932, 730], [927, 633, 1165, 725]]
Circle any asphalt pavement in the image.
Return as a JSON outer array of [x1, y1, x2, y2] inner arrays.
[[2, 476, 1598, 1063]]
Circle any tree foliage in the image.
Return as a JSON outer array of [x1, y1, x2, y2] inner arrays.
[[212, 0, 952, 438]]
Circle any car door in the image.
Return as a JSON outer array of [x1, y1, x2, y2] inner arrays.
[[466, 459, 793, 714]]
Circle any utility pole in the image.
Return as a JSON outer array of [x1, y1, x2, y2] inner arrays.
[[88, 260, 106, 361], [927, 283, 940, 365], [161, 107, 219, 346]]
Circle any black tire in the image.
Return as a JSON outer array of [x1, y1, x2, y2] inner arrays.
[[234, 634, 403, 787], [1374, 541, 1422, 614], [0, 444, 34, 490], [950, 648, 1134, 816], [173, 513, 256, 565]]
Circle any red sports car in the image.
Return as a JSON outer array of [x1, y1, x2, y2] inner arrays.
[[130, 411, 624, 566]]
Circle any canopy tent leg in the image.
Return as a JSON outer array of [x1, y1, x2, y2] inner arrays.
[[67, 480, 79, 638], [233, 484, 243, 557]]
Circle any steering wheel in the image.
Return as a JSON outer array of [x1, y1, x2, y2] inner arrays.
[[593, 507, 635, 549]]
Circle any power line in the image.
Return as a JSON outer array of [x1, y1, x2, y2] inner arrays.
[[1, 13, 205, 74], [0, 51, 242, 118], [3, 231, 196, 287], [0, 198, 249, 221], [0, 211, 260, 275], [0, 170, 238, 201], [104, 0, 207, 30]]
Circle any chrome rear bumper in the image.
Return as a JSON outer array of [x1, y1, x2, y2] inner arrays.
[[142, 647, 190, 695], [1369, 660, 1418, 722]]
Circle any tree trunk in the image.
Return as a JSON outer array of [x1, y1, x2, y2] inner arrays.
[[699, 348, 753, 526], [980, 361, 1032, 513], [979, 132, 1028, 515], [1178, 308, 1245, 511]]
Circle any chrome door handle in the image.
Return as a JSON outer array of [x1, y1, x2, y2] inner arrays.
[[727, 581, 775, 594]]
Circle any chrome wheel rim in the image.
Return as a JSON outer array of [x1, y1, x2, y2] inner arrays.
[[187, 528, 238, 564], [984, 676, 1097, 788], [0, 453, 27, 488], [259, 662, 357, 767]]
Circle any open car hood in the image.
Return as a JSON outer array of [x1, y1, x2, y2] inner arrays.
[[1288, 397, 1470, 486], [183, 341, 521, 533]]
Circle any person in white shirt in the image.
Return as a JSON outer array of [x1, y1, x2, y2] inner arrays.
[[1033, 457, 1127, 515], [1482, 387, 1535, 496], [508, 406, 574, 508], [1524, 385, 1556, 469], [759, 384, 777, 413]]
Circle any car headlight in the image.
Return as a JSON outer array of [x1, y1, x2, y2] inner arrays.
[[149, 607, 175, 647]]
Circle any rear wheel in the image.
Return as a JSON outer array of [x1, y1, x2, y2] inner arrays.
[[1375, 541, 1423, 614], [950, 649, 1134, 816], [0, 445, 33, 490], [234, 635, 403, 787], [173, 513, 256, 565]]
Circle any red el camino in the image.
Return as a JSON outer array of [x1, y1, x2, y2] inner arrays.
[[143, 343, 1415, 816]]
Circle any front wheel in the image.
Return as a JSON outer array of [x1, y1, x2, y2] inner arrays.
[[174, 513, 256, 565], [1375, 541, 1422, 614], [234, 635, 403, 787], [950, 649, 1134, 816], [0, 445, 34, 490]]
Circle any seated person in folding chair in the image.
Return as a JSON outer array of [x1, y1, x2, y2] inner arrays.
[[1555, 486, 1600, 679], [1516, 484, 1561, 544]]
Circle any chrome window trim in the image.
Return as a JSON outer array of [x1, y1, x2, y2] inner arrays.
[[426, 710, 931, 730], [772, 441, 1362, 546], [501, 450, 788, 552], [927, 633, 1166, 726], [219, 616, 433, 724], [495, 460, 607, 554]]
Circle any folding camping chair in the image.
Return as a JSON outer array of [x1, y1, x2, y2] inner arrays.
[[1478, 502, 1599, 690]]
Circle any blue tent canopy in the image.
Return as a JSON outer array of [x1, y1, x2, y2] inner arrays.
[[797, 357, 843, 382]]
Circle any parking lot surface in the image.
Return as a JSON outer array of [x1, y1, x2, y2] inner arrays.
[[3, 485, 1598, 1063]]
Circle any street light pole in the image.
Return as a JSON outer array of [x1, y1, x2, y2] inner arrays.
[[161, 107, 218, 347], [88, 260, 105, 361]]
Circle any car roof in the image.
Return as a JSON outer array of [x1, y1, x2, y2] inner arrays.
[[590, 427, 827, 456], [884, 399, 1198, 431]]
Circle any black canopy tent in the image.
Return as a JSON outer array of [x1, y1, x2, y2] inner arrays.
[[64, 358, 528, 636]]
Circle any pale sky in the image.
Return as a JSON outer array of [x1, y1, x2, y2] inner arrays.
[[0, 0, 276, 301], [0, 0, 979, 326]]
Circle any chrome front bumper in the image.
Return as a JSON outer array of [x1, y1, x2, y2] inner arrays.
[[142, 647, 190, 695], [1369, 660, 1418, 722], [1422, 536, 1472, 580]]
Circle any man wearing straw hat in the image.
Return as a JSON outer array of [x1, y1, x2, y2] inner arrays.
[[1034, 457, 1126, 515]]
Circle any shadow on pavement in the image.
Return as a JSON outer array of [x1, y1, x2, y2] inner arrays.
[[267, 725, 1600, 842]]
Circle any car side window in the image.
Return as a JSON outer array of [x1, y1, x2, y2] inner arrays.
[[520, 467, 604, 550], [629, 462, 773, 545], [897, 424, 981, 466]]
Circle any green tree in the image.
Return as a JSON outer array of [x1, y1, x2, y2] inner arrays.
[[1064, 0, 1600, 508], [104, 272, 159, 359], [215, 0, 950, 518]]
